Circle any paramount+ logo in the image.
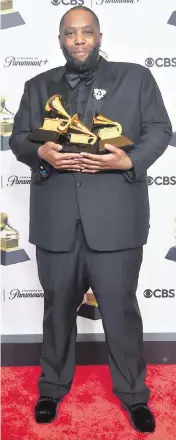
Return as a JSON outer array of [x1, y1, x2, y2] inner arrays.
[[144, 289, 175, 299], [147, 176, 176, 186], [145, 58, 176, 68]]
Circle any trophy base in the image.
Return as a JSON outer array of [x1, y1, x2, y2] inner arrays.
[[28, 129, 59, 144], [99, 136, 134, 151], [169, 132, 176, 147], [1, 11, 25, 30], [1, 249, 30, 266], [28, 129, 100, 154], [77, 304, 101, 320], [28, 130, 134, 154], [0, 135, 10, 151], [165, 247, 176, 262]]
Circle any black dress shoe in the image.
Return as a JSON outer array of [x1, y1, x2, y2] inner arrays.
[[34, 396, 60, 424], [122, 402, 156, 433]]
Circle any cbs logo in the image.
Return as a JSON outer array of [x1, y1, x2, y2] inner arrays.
[[145, 58, 176, 68], [147, 176, 176, 186], [144, 289, 175, 298], [51, 0, 84, 5]]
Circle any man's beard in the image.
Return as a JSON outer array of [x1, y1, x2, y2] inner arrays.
[[61, 43, 101, 72]]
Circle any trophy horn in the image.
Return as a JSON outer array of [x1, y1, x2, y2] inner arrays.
[[0, 96, 14, 116], [70, 113, 95, 136], [0, 213, 8, 229], [45, 94, 70, 119], [93, 113, 122, 136]]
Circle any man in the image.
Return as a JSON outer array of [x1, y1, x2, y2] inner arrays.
[[9, 6, 172, 433]]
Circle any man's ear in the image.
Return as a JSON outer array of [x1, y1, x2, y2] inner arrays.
[[58, 34, 61, 48]]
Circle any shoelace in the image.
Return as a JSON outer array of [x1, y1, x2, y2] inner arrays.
[[38, 397, 57, 403], [132, 403, 149, 411]]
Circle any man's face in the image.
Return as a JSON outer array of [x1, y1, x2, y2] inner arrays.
[[59, 10, 102, 64]]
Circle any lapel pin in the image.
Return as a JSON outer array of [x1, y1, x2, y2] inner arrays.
[[93, 88, 107, 101]]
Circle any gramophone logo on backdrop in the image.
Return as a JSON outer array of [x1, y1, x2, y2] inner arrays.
[[165, 217, 176, 263], [0, 96, 14, 151], [0, 213, 30, 266], [0, 0, 25, 30], [77, 290, 101, 320], [168, 11, 176, 26]]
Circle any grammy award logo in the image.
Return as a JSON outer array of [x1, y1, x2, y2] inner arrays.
[[0, 213, 30, 266], [165, 217, 176, 262], [0, 0, 25, 30], [0, 96, 14, 151], [77, 290, 101, 320], [168, 11, 176, 26]]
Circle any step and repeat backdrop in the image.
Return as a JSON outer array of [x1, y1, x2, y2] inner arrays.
[[1, 0, 176, 339]]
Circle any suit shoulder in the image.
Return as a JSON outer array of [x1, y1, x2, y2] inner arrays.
[[25, 66, 64, 85], [110, 61, 149, 76]]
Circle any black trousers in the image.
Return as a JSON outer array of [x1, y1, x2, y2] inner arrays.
[[36, 221, 150, 406]]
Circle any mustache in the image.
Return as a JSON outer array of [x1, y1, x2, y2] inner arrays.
[[61, 43, 100, 72]]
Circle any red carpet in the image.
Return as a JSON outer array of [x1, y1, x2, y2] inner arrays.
[[1, 365, 176, 440]]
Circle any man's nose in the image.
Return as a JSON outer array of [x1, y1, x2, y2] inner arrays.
[[74, 31, 85, 45]]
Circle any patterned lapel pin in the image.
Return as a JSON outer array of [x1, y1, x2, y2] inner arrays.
[[93, 88, 107, 101]]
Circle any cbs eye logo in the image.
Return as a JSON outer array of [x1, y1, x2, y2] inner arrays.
[[144, 289, 175, 298], [145, 58, 176, 68], [51, 0, 84, 5], [147, 176, 176, 185]]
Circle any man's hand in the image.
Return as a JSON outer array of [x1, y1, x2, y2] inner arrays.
[[38, 142, 81, 171], [77, 143, 133, 173]]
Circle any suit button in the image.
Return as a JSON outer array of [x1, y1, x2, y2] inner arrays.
[[76, 182, 82, 187]]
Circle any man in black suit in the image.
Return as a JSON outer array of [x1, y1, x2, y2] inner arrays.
[[9, 6, 172, 433]]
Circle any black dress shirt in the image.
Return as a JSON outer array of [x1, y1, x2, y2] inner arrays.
[[64, 65, 98, 222]]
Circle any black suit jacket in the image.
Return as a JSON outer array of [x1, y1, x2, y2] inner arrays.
[[9, 56, 172, 251]]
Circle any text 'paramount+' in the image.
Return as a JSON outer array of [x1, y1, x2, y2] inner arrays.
[[9, 289, 44, 300], [51, 0, 139, 4], [4, 57, 49, 68], [7, 176, 31, 186]]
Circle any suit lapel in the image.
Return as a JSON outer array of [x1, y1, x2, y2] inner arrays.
[[45, 65, 69, 114], [82, 56, 117, 129]]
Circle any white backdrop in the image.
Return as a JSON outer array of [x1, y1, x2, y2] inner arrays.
[[1, 0, 176, 337]]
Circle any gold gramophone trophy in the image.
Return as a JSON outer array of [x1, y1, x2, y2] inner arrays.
[[165, 217, 176, 262], [77, 290, 101, 320], [0, 213, 30, 266], [28, 94, 134, 153], [92, 113, 134, 152], [0, 0, 25, 30], [0, 96, 14, 151], [28, 94, 97, 153]]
